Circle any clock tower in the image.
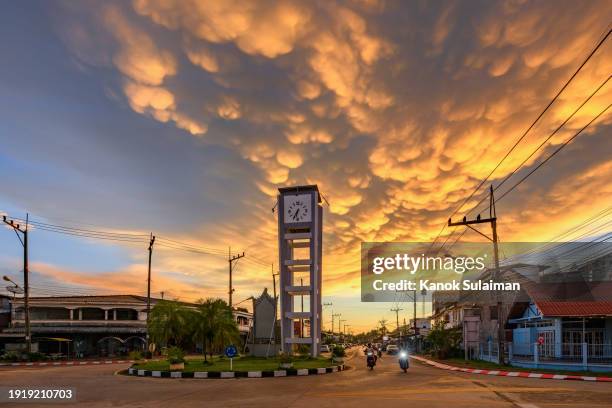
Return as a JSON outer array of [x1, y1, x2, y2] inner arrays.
[[277, 185, 323, 356]]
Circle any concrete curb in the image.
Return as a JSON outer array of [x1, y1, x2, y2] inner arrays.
[[0, 359, 140, 367], [126, 364, 345, 379], [411, 355, 612, 382]]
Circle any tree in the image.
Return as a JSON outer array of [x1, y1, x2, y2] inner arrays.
[[425, 322, 462, 359], [148, 300, 190, 348], [193, 298, 240, 361]]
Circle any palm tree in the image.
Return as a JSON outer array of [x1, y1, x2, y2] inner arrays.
[[193, 298, 240, 361], [148, 300, 190, 348]]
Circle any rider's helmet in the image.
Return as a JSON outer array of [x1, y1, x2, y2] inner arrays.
[[367, 343, 372, 348]]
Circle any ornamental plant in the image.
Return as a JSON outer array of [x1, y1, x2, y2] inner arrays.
[[166, 346, 185, 365]]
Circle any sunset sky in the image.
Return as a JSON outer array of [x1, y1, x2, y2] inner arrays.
[[1, 1, 611, 332]]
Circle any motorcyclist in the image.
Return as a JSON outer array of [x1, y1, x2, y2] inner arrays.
[[398, 348, 409, 372], [364, 343, 377, 367]]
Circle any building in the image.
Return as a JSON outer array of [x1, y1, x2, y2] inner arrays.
[[507, 279, 612, 371], [409, 317, 431, 336], [0, 295, 252, 357]]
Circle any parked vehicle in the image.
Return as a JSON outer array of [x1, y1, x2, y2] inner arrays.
[[387, 344, 399, 355]]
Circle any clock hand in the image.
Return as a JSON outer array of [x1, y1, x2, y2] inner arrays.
[[293, 208, 300, 220]]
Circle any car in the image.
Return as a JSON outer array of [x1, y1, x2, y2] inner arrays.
[[320, 345, 331, 353], [386, 344, 399, 355]]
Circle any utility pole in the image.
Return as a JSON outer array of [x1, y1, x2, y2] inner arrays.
[[332, 312, 341, 335], [266, 264, 279, 358], [146, 233, 155, 319], [448, 185, 502, 364], [390, 307, 402, 336], [339, 319, 346, 338], [2, 214, 30, 353], [379, 318, 388, 337], [228, 247, 245, 308], [322, 302, 332, 332], [146, 233, 155, 353], [413, 289, 417, 336]]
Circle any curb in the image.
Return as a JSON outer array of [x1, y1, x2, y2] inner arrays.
[[0, 359, 144, 367], [126, 364, 345, 379], [411, 355, 612, 382]]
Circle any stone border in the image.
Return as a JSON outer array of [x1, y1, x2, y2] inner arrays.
[[127, 364, 345, 379], [412, 355, 612, 382]]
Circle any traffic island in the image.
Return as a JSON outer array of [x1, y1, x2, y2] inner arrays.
[[126, 365, 345, 379], [126, 355, 346, 379]]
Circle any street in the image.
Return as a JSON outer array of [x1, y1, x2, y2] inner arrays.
[[1, 349, 611, 407]]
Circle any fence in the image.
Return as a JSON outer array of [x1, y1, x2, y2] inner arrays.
[[466, 341, 612, 370]]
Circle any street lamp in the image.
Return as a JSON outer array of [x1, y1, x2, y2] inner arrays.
[[3, 275, 17, 285]]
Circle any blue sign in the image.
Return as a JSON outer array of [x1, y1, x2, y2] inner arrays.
[[224, 345, 238, 358]]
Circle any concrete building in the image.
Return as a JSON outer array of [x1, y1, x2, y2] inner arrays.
[[0, 295, 252, 357]]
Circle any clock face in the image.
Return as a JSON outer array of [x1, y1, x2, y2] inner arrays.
[[284, 194, 312, 223]]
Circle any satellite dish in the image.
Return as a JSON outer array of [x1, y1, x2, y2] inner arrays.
[[6, 285, 24, 295]]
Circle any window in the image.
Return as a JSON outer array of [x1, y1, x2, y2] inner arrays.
[[80, 308, 105, 320], [30, 307, 70, 320], [115, 309, 138, 320]]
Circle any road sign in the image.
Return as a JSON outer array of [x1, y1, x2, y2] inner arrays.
[[225, 345, 238, 358], [537, 336, 544, 345]]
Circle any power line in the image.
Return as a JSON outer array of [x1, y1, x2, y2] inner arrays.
[[429, 27, 611, 252], [466, 76, 611, 217], [495, 103, 611, 203]]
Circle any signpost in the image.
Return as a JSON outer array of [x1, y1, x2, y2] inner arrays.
[[225, 344, 238, 371]]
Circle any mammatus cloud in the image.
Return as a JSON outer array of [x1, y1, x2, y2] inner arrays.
[[15, 0, 610, 330]]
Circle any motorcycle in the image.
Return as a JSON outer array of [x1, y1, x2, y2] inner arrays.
[[398, 350, 409, 373], [366, 351, 376, 370]]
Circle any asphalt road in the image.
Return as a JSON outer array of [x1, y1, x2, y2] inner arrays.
[[1, 348, 611, 407]]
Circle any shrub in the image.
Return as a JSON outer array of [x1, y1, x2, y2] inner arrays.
[[166, 347, 185, 364], [26, 352, 47, 362], [332, 346, 345, 358], [1, 351, 21, 362], [128, 351, 143, 361], [425, 323, 462, 359], [278, 352, 293, 364]]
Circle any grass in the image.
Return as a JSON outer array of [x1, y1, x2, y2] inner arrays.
[[426, 356, 612, 378], [133, 355, 337, 372]]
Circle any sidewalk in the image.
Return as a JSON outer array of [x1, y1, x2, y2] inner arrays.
[[0, 359, 137, 367], [411, 355, 612, 382]]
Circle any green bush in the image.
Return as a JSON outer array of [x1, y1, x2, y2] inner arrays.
[[128, 351, 143, 361], [278, 352, 293, 364], [166, 347, 185, 364], [1, 351, 21, 362], [296, 344, 310, 355], [425, 323, 462, 359], [26, 352, 47, 362], [332, 346, 345, 358]]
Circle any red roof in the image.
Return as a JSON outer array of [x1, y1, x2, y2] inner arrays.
[[536, 301, 612, 317]]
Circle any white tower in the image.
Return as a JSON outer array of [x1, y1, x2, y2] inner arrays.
[[277, 185, 323, 356]]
